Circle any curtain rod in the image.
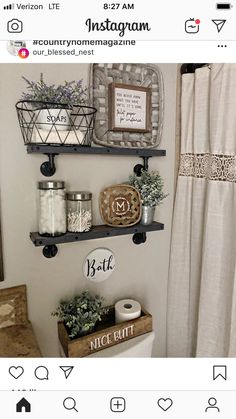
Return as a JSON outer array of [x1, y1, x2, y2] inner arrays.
[[180, 64, 208, 74]]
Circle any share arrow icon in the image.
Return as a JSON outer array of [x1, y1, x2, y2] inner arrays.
[[59, 366, 74, 379], [212, 19, 226, 33]]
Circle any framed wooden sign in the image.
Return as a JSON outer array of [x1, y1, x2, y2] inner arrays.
[[108, 83, 152, 133], [91, 63, 164, 149]]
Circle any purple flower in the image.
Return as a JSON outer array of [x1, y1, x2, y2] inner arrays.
[[21, 73, 87, 108]]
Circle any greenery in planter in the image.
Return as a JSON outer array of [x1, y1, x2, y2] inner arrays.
[[129, 169, 168, 207], [52, 291, 109, 339], [21, 73, 87, 108]]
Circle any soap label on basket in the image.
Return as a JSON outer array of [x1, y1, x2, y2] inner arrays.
[[90, 324, 135, 351]]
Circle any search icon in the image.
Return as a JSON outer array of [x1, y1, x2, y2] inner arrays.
[[63, 397, 78, 412]]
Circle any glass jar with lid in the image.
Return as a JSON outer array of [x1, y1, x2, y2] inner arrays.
[[66, 191, 92, 232], [38, 181, 66, 236]]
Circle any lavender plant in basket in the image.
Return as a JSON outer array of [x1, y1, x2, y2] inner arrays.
[[22, 73, 87, 108], [21, 73, 88, 135]]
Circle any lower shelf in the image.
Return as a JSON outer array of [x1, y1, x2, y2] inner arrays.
[[30, 222, 164, 258]]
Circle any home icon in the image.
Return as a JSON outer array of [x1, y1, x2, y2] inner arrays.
[[16, 397, 31, 413]]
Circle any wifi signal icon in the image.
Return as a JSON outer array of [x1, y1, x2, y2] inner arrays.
[[4, 3, 14, 9]]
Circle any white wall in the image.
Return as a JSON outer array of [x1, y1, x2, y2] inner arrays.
[[0, 63, 177, 357]]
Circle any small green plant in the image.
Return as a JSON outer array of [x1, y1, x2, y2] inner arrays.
[[52, 291, 109, 339], [129, 169, 168, 207], [21, 73, 87, 108]]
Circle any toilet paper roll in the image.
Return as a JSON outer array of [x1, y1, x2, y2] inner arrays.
[[115, 299, 141, 324]]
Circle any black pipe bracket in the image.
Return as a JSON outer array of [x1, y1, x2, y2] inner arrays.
[[132, 232, 147, 245], [42, 244, 58, 258], [133, 156, 150, 176], [40, 154, 57, 177]]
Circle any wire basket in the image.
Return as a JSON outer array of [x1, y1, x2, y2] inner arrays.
[[16, 100, 97, 146]]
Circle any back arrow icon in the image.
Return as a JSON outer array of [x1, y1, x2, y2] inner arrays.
[[212, 19, 226, 33]]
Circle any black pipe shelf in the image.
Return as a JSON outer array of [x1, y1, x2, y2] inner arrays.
[[27, 144, 166, 157], [30, 222, 164, 257], [27, 145, 166, 177], [30, 222, 164, 247]]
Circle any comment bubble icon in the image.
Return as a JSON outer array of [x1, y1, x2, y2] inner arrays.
[[34, 366, 49, 380]]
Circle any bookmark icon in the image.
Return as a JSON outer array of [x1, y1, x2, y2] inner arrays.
[[213, 365, 227, 380]]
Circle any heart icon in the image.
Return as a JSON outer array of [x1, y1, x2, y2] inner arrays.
[[9, 366, 24, 379], [157, 398, 173, 411]]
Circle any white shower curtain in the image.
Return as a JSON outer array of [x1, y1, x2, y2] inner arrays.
[[167, 64, 236, 357]]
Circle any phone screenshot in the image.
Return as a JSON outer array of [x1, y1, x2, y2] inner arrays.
[[0, 0, 235, 417]]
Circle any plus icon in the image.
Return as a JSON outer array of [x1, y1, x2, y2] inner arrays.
[[110, 397, 126, 412]]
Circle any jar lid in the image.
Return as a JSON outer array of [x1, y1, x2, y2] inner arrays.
[[38, 181, 65, 190], [66, 191, 92, 201]]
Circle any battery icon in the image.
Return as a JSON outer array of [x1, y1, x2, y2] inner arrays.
[[216, 3, 233, 8]]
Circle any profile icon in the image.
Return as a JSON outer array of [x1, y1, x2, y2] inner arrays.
[[205, 397, 220, 412], [6, 40, 26, 56]]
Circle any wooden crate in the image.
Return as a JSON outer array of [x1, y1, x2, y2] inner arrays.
[[58, 305, 152, 357]]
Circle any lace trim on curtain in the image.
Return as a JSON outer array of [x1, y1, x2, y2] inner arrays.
[[179, 153, 236, 182]]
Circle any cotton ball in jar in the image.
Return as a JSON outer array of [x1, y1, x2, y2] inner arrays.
[[38, 181, 66, 236]]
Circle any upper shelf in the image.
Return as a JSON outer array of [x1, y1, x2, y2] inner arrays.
[[26, 145, 166, 177], [27, 144, 166, 157]]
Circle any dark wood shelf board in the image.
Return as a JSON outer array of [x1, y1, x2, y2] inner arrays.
[[27, 144, 166, 157], [30, 222, 164, 247]]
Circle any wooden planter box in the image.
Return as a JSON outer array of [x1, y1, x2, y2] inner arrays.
[[58, 305, 152, 357]]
